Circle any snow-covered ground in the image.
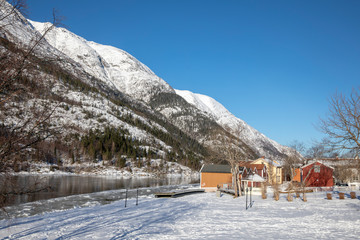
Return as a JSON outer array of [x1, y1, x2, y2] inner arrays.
[[1, 189, 359, 239], [14, 158, 200, 179], [0, 184, 199, 220]]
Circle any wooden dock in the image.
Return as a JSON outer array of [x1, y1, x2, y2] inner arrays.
[[154, 189, 205, 198], [219, 189, 236, 196]]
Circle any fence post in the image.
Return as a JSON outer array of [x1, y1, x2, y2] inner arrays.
[[250, 186, 252, 208], [246, 187, 248, 210], [125, 189, 128, 208], [136, 188, 139, 206]]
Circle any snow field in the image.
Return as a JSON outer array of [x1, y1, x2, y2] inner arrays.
[[1, 190, 359, 239]]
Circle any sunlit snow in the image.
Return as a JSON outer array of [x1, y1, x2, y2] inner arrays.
[[1, 189, 359, 239]]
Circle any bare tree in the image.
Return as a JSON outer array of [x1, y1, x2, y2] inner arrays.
[[319, 89, 360, 156], [0, 0, 62, 209], [306, 141, 326, 159], [333, 167, 353, 184], [217, 126, 248, 197], [0, 0, 28, 27], [0, 0, 62, 163], [283, 141, 304, 183], [281, 141, 306, 201]]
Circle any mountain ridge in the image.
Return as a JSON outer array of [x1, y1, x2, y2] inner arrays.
[[175, 90, 292, 160], [1, 1, 295, 176], [28, 18, 293, 162], [29, 20, 175, 103]]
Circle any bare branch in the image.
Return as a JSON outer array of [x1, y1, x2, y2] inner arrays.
[[319, 88, 360, 154], [0, 0, 63, 208]]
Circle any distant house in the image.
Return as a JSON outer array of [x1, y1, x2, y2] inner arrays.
[[200, 158, 283, 192], [200, 164, 232, 191], [251, 157, 283, 184], [306, 158, 360, 187], [292, 168, 302, 183], [241, 173, 266, 188], [301, 161, 334, 187], [238, 161, 267, 179]]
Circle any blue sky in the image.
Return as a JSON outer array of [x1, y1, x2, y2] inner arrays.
[[26, 0, 360, 148]]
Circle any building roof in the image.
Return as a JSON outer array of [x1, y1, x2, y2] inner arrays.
[[242, 173, 266, 182], [262, 158, 281, 167], [301, 161, 334, 170], [200, 164, 232, 173], [306, 158, 360, 167], [252, 157, 281, 167], [238, 161, 253, 168]]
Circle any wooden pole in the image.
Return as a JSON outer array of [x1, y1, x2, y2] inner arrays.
[[125, 189, 128, 208], [246, 187, 248, 210], [136, 188, 139, 206]]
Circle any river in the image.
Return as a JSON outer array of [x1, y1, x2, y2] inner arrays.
[[0, 174, 200, 219]]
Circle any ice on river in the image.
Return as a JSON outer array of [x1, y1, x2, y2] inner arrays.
[[0, 184, 197, 219], [1, 190, 360, 239]]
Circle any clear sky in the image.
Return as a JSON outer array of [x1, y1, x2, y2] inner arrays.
[[26, 0, 360, 148]]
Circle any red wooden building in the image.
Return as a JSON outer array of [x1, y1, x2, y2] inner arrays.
[[301, 161, 334, 187]]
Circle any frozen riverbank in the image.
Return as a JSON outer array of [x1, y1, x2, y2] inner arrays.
[[13, 159, 200, 179], [1, 190, 360, 239], [0, 183, 199, 219]]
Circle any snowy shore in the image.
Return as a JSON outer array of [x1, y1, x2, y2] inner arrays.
[[1, 190, 360, 239], [12, 160, 200, 179]]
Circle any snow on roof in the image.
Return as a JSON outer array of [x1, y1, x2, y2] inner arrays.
[[301, 161, 334, 170], [263, 158, 281, 167], [242, 173, 266, 182], [253, 158, 281, 167], [306, 158, 359, 167]]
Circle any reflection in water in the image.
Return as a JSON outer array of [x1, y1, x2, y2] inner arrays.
[[4, 175, 199, 206]]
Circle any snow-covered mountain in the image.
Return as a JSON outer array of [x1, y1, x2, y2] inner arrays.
[[175, 90, 293, 160], [29, 20, 174, 103], [1, 0, 295, 166], [28, 19, 293, 161], [0, 1, 208, 175]]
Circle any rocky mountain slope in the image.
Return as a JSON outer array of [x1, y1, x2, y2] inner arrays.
[[28, 19, 258, 159], [0, 2, 206, 175], [1, 1, 294, 174], [29, 20, 294, 160], [175, 90, 293, 160], [29, 20, 175, 104]]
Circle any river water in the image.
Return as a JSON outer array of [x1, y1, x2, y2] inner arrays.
[[0, 175, 200, 219]]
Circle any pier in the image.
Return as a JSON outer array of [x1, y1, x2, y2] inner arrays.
[[154, 189, 205, 198]]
